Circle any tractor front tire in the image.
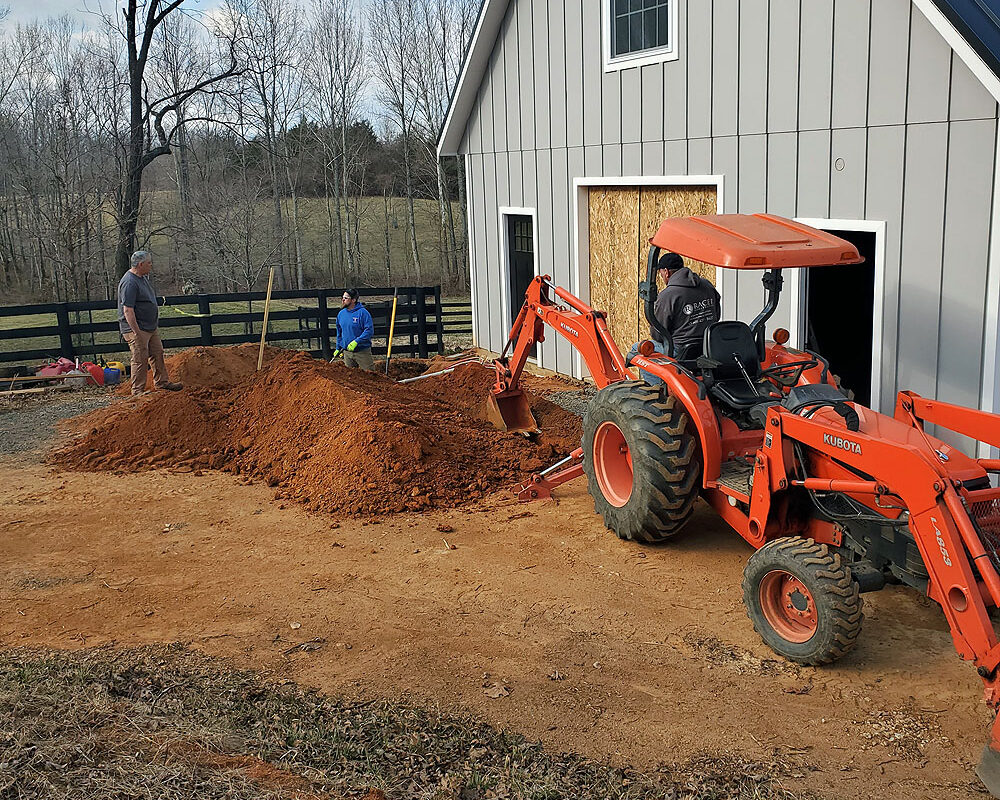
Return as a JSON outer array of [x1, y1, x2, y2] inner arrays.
[[582, 380, 701, 543], [742, 537, 863, 665]]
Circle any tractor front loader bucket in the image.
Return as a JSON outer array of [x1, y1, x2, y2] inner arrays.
[[486, 389, 539, 435]]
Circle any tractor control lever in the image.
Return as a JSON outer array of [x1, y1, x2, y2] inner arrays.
[[732, 352, 766, 398]]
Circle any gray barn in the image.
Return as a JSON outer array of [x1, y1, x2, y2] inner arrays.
[[439, 0, 1000, 454]]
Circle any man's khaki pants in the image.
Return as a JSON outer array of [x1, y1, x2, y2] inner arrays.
[[344, 348, 375, 371], [124, 328, 169, 394]]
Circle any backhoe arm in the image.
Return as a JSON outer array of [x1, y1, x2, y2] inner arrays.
[[487, 276, 633, 433], [494, 275, 632, 393]]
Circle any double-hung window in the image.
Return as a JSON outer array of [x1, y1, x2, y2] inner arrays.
[[604, 0, 679, 72]]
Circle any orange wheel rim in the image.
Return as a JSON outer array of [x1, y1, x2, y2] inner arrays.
[[593, 421, 633, 508], [759, 570, 818, 643]]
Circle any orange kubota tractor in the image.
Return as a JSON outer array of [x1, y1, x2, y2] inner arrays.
[[487, 213, 1000, 795]]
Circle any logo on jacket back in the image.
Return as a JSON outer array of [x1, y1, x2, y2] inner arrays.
[[823, 433, 862, 455], [683, 298, 715, 316]]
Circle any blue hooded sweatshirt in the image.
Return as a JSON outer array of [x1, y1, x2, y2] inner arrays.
[[336, 302, 374, 351]]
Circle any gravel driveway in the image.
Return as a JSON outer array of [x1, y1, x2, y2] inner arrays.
[[0, 389, 113, 461]]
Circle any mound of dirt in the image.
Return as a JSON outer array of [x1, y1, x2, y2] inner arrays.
[[121, 343, 281, 394], [55, 349, 582, 517]]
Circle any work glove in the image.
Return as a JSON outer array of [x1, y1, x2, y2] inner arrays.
[[347, 340, 358, 352], [331, 349, 341, 361]]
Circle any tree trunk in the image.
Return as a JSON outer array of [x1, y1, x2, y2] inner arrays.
[[402, 133, 420, 283], [454, 154, 468, 292]]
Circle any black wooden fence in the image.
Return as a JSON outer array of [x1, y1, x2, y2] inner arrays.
[[0, 286, 473, 367]]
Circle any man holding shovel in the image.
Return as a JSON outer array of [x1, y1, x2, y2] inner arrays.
[[333, 288, 375, 371], [117, 251, 183, 396]]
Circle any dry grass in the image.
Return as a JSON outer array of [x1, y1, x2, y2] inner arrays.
[[0, 644, 812, 799]]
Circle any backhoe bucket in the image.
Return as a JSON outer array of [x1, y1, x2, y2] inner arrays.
[[979, 746, 1000, 798], [486, 389, 540, 434]]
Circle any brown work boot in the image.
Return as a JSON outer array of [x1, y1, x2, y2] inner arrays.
[[158, 382, 183, 391]]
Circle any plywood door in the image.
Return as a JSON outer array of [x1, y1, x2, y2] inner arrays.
[[588, 187, 640, 356], [588, 186, 718, 357]]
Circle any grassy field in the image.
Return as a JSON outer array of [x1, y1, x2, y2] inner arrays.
[[138, 193, 466, 294]]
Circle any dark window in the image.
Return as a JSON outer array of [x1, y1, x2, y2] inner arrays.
[[612, 0, 672, 59]]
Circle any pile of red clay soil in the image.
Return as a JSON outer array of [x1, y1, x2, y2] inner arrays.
[[55, 348, 582, 517], [123, 343, 281, 393]]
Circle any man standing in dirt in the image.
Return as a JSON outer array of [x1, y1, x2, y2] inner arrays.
[[117, 251, 183, 396], [334, 288, 375, 371]]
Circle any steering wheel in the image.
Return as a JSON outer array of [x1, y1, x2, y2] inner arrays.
[[760, 358, 819, 388]]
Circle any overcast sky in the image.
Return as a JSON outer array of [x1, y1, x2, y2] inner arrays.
[[4, 0, 222, 27]]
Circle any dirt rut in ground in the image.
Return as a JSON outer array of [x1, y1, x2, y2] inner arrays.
[[55, 348, 581, 517]]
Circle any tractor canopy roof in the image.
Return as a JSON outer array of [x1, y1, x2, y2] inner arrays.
[[649, 214, 864, 269]]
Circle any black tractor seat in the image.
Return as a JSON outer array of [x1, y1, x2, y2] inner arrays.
[[702, 321, 772, 410]]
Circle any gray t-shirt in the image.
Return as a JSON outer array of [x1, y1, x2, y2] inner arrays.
[[117, 271, 159, 334]]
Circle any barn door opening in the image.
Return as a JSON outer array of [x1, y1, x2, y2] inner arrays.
[[503, 211, 537, 357], [802, 228, 878, 407]]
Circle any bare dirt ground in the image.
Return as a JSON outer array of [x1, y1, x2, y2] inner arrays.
[[0, 414, 990, 799], [0, 352, 990, 800]]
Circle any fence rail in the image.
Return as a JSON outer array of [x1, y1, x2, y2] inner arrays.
[[0, 286, 473, 367]]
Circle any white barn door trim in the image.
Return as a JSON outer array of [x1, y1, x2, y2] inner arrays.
[[792, 218, 887, 414], [571, 175, 726, 380], [981, 123, 1000, 460], [498, 206, 542, 369]]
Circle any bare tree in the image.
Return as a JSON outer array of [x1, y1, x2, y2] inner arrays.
[[309, 0, 367, 283], [150, 13, 206, 279], [221, 0, 306, 289], [368, 0, 422, 281], [105, 0, 239, 278], [411, 0, 477, 289]]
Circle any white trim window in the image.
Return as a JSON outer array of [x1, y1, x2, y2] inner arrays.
[[604, 0, 679, 73]]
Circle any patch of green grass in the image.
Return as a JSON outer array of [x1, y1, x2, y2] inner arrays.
[[0, 644, 810, 800]]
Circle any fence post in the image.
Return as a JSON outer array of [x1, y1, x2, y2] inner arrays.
[[55, 303, 75, 358], [318, 290, 332, 359], [407, 289, 416, 357], [433, 285, 445, 355], [416, 288, 429, 359], [197, 296, 213, 346]]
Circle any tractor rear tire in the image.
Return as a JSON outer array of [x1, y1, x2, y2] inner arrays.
[[742, 537, 863, 665], [582, 380, 701, 543]]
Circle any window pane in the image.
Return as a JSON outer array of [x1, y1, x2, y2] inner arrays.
[[657, 5, 669, 47], [629, 12, 643, 52], [615, 16, 629, 56], [642, 8, 657, 49], [610, 0, 671, 58]]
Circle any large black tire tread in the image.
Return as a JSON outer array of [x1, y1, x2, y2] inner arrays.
[[582, 380, 702, 544], [742, 537, 863, 666]]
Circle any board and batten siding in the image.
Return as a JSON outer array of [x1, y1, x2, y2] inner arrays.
[[460, 0, 999, 418]]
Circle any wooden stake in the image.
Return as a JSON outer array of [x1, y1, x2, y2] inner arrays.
[[385, 288, 399, 375], [257, 267, 275, 371]]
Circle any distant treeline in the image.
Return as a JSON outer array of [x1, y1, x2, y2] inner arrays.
[[0, 0, 480, 303]]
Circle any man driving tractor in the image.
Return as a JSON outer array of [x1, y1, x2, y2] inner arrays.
[[651, 251, 721, 359], [629, 251, 722, 384]]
